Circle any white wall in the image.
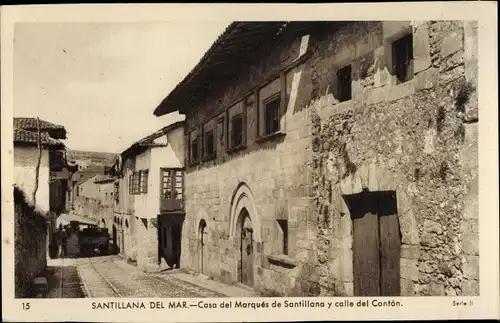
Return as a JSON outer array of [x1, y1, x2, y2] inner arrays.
[[78, 175, 100, 199], [134, 128, 184, 220], [134, 149, 152, 219], [14, 147, 50, 212]]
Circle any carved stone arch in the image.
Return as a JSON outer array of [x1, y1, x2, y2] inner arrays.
[[228, 182, 261, 243]]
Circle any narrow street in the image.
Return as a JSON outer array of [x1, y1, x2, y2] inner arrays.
[[44, 255, 252, 298]]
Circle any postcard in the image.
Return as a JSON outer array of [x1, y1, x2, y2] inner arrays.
[[1, 2, 498, 322]]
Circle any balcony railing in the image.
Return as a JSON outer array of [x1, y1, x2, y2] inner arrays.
[[159, 168, 184, 213]]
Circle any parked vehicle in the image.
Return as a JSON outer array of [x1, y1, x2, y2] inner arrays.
[[79, 227, 110, 255]]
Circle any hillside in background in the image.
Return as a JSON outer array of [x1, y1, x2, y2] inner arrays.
[[66, 150, 118, 166]]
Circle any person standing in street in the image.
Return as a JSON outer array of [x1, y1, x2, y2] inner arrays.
[[60, 227, 68, 258]]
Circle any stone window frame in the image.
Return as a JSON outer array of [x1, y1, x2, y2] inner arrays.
[[188, 128, 202, 166], [216, 116, 225, 144], [202, 119, 217, 162], [337, 64, 353, 102], [226, 99, 247, 154], [256, 74, 287, 143], [263, 92, 281, 136], [392, 32, 414, 84], [229, 113, 245, 151], [277, 219, 289, 256]]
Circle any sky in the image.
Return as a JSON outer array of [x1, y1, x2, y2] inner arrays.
[[13, 21, 231, 153]]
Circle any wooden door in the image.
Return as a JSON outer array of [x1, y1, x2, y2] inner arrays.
[[352, 199, 381, 296], [379, 198, 401, 296], [241, 223, 254, 287], [351, 192, 401, 296]]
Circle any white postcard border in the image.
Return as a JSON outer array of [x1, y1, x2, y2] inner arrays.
[[1, 2, 498, 322]]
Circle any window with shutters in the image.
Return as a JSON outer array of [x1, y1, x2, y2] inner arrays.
[[160, 168, 184, 212], [190, 134, 201, 165], [204, 129, 216, 161], [130, 172, 141, 195], [230, 114, 244, 150], [392, 33, 414, 84], [264, 93, 281, 135]]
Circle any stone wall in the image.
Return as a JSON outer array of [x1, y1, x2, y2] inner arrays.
[[14, 186, 48, 298], [73, 195, 113, 229], [180, 21, 478, 296], [310, 21, 478, 296]]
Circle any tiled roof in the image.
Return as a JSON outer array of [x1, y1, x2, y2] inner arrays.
[[13, 128, 65, 149], [121, 120, 184, 157], [93, 174, 115, 183], [14, 117, 67, 139]]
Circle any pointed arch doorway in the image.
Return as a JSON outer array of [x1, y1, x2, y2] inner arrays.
[[198, 219, 208, 274], [238, 208, 254, 287]]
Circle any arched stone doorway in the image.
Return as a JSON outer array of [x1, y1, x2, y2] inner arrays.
[[237, 208, 254, 287], [228, 183, 261, 288], [198, 219, 208, 274]]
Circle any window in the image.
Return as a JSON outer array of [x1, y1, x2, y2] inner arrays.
[[76, 186, 80, 197], [139, 170, 149, 194], [129, 174, 133, 194], [392, 33, 414, 83], [230, 114, 244, 149], [50, 151, 64, 166], [161, 168, 183, 200], [277, 219, 289, 255], [190, 135, 200, 163], [204, 129, 216, 160], [337, 65, 352, 102], [114, 183, 119, 202], [264, 94, 281, 135], [130, 172, 141, 195], [217, 117, 225, 143]]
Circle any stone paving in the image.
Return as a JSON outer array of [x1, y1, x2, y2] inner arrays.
[[44, 255, 255, 298]]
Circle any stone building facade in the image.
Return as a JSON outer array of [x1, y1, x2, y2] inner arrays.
[[111, 121, 185, 271], [153, 21, 478, 296]]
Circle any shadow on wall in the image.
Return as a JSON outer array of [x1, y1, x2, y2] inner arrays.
[[14, 186, 48, 298]]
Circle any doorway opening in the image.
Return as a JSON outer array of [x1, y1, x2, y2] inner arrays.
[[158, 215, 183, 269], [343, 190, 401, 296], [198, 220, 207, 274], [237, 208, 254, 287]]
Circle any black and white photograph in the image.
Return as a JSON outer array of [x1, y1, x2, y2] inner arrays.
[[2, 3, 498, 322]]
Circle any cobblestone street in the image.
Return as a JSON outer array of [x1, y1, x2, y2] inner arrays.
[[45, 255, 255, 298]]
